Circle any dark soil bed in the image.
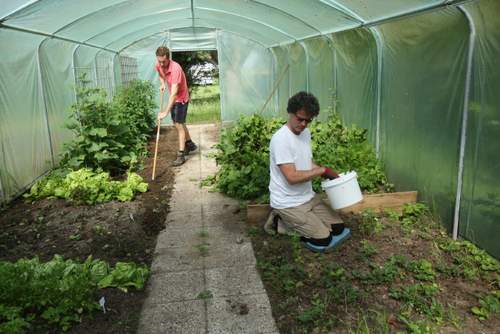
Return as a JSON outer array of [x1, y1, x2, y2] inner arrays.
[[0, 126, 178, 333], [249, 209, 500, 333]]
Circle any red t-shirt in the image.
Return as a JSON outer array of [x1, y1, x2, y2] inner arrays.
[[155, 59, 189, 103]]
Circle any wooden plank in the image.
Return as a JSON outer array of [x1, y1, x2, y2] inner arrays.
[[246, 204, 272, 225], [338, 191, 418, 214], [246, 191, 418, 224]]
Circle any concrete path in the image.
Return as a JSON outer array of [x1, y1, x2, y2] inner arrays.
[[138, 124, 278, 334]]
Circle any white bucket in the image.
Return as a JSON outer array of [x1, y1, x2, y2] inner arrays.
[[321, 171, 363, 210]]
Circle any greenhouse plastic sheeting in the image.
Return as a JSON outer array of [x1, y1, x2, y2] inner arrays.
[[0, 29, 52, 200], [38, 38, 76, 161], [270, 46, 290, 118], [288, 43, 308, 98], [303, 37, 335, 120], [377, 7, 469, 229], [217, 31, 273, 121], [331, 28, 378, 142], [460, 0, 500, 257]]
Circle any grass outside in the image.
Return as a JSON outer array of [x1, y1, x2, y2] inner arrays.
[[187, 82, 221, 124], [249, 203, 500, 333]]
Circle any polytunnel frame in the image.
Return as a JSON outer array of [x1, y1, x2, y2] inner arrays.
[[452, 5, 475, 241], [0, 0, 483, 245]]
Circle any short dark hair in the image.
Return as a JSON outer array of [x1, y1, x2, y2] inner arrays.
[[287, 91, 320, 117], [156, 46, 169, 57]]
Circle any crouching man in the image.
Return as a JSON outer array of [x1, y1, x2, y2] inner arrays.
[[265, 91, 350, 252]]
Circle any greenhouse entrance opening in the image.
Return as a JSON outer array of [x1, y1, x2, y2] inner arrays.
[[172, 50, 221, 124]]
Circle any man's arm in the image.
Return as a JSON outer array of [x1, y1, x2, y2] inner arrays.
[[279, 163, 325, 185], [158, 83, 178, 119], [159, 76, 166, 93]]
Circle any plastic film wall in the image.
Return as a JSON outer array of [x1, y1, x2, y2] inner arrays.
[[303, 37, 335, 120], [0, 29, 51, 201], [217, 32, 273, 121], [0, 32, 120, 202], [331, 28, 378, 142], [376, 8, 469, 229], [460, 0, 500, 257], [38, 39, 77, 161]]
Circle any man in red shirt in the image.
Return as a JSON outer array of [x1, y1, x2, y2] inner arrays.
[[155, 46, 197, 166]]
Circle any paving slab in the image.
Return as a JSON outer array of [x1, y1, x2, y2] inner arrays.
[[205, 265, 266, 298], [155, 225, 204, 249], [165, 210, 204, 229], [145, 269, 205, 304], [207, 294, 278, 334], [138, 300, 206, 334], [139, 123, 277, 334]]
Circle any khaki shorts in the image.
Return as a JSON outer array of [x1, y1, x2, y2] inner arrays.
[[274, 194, 343, 239]]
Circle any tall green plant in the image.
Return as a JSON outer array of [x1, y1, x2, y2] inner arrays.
[[210, 114, 283, 202], [310, 113, 391, 192], [207, 112, 390, 201], [61, 77, 155, 175], [113, 80, 156, 153]]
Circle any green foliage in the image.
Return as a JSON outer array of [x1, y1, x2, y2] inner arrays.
[[113, 80, 156, 149], [209, 114, 283, 201], [471, 290, 499, 321], [350, 310, 390, 334], [408, 260, 436, 282], [25, 168, 148, 204], [0, 256, 148, 333], [385, 203, 431, 235], [298, 296, 328, 327], [360, 209, 385, 235], [310, 113, 392, 193], [172, 50, 218, 91], [389, 283, 444, 322], [97, 262, 149, 292], [360, 239, 378, 258], [438, 239, 499, 280], [397, 315, 436, 334], [197, 290, 214, 300], [402, 203, 429, 220], [207, 112, 390, 201], [61, 77, 155, 174]]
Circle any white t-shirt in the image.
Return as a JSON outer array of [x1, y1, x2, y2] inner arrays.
[[269, 125, 315, 209]]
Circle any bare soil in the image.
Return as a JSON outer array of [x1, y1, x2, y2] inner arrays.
[[0, 126, 178, 333], [249, 211, 500, 334]]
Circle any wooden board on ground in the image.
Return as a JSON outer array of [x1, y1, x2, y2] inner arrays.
[[246, 191, 418, 225]]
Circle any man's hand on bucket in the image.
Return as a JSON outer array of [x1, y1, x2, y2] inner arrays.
[[322, 167, 339, 180]]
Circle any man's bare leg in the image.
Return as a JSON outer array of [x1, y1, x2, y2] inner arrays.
[[182, 124, 192, 142], [175, 122, 186, 151]]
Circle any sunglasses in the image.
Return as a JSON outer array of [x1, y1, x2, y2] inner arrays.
[[294, 113, 313, 124]]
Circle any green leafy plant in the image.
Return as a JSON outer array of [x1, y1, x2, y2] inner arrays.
[[197, 290, 214, 300], [61, 76, 155, 174], [205, 112, 391, 202], [0, 256, 149, 333], [389, 283, 444, 322], [360, 239, 378, 258], [471, 290, 500, 321], [438, 239, 499, 280], [360, 209, 384, 235], [25, 168, 148, 204], [310, 113, 392, 193], [408, 259, 436, 282], [298, 295, 328, 328]]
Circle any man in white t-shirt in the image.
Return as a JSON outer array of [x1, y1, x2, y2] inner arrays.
[[267, 91, 350, 252]]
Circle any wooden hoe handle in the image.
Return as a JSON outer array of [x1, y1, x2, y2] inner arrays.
[[151, 92, 164, 181]]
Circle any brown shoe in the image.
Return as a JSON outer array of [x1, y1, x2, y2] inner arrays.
[[172, 151, 186, 166]]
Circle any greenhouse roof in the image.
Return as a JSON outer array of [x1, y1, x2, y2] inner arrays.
[[1, 0, 463, 52]]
